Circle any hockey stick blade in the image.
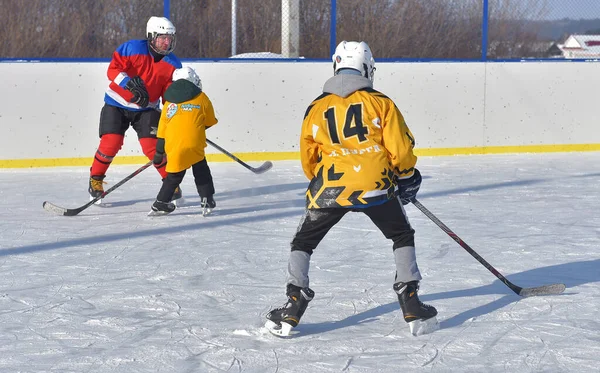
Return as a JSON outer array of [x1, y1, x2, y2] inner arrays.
[[518, 283, 566, 297], [249, 161, 273, 174], [42, 201, 85, 216], [206, 139, 273, 174], [42, 161, 153, 217]]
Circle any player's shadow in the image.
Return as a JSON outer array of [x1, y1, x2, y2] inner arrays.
[[297, 258, 599, 337], [177, 198, 305, 216], [217, 182, 306, 199], [94, 182, 307, 209], [105, 198, 155, 208]]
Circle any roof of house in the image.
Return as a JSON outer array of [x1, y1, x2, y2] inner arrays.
[[558, 34, 600, 57]]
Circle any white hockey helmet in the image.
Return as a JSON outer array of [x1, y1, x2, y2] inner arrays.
[[146, 16, 176, 55], [332, 41, 376, 82], [172, 66, 202, 89]]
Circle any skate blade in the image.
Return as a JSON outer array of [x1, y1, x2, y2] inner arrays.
[[147, 209, 172, 217], [408, 316, 439, 336], [264, 320, 294, 337], [90, 196, 104, 206], [202, 206, 213, 216], [172, 197, 185, 207]]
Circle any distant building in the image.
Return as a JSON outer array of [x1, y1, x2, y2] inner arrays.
[[548, 34, 600, 59]]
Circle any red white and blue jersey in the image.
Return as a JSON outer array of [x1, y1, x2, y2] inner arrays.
[[104, 39, 182, 111]]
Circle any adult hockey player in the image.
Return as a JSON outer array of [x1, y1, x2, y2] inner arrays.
[[265, 41, 438, 337], [149, 67, 218, 216], [88, 16, 183, 204]]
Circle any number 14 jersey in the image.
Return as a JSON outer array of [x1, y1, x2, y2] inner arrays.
[[300, 85, 417, 209]]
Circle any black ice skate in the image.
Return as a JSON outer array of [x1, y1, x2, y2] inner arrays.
[[148, 200, 176, 216], [394, 281, 439, 336], [200, 195, 216, 216], [171, 186, 184, 206], [88, 175, 106, 205], [265, 284, 314, 337]]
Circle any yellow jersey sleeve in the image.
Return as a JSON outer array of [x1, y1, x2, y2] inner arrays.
[[200, 93, 218, 128], [381, 103, 417, 177]]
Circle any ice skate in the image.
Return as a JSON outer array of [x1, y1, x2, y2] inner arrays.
[[200, 195, 216, 216], [265, 285, 314, 337], [394, 281, 439, 336], [171, 186, 184, 206], [88, 175, 106, 205], [148, 200, 176, 216]]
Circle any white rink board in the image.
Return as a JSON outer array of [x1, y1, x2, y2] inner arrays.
[[0, 61, 598, 160]]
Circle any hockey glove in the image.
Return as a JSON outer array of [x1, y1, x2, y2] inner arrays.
[[153, 152, 166, 167], [396, 169, 422, 205], [153, 138, 166, 167], [125, 76, 150, 108]]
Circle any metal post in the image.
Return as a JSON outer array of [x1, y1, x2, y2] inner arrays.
[[163, 0, 170, 18], [330, 0, 337, 57], [282, 0, 300, 57], [232, 0, 237, 56], [481, 0, 489, 61]]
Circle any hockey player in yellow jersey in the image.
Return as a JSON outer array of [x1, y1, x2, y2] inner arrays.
[[265, 41, 438, 337], [149, 66, 218, 216]]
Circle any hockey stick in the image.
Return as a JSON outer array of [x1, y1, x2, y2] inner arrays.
[[42, 161, 153, 216], [410, 198, 565, 297], [206, 138, 273, 174]]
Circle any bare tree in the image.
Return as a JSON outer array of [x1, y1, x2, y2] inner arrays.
[[335, 0, 482, 59], [300, 0, 331, 58], [0, 0, 560, 60], [487, 0, 550, 58], [0, 0, 161, 58], [173, 0, 231, 58]]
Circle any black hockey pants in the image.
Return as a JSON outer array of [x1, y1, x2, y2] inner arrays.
[[290, 197, 415, 255]]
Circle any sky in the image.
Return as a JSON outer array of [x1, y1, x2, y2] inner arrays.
[[0, 153, 599, 372], [545, 0, 600, 19]]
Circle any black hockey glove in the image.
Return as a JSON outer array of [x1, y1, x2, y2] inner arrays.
[[153, 138, 166, 167], [153, 151, 166, 167], [125, 76, 149, 108], [396, 169, 422, 205]]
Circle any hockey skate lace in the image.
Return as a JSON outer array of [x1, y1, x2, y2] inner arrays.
[[90, 178, 106, 191], [422, 302, 435, 310], [269, 299, 293, 318], [273, 300, 291, 313]]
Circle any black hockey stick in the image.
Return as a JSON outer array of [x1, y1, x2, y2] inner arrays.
[[207, 138, 273, 174], [411, 198, 565, 297], [42, 161, 153, 216]]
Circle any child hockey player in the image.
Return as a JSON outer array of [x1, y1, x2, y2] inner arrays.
[[265, 41, 438, 337], [149, 66, 218, 216]]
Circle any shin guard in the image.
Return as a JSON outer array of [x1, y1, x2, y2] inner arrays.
[[139, 137, 167, 179], [90, 134, 124, 176]]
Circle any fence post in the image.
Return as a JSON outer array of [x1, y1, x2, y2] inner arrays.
[[481, 0, 489, 61], [163, 0, 170, 18], [282, 0, 300, 57], [330, 0, 337, 57], [232, 0, 237, 56]]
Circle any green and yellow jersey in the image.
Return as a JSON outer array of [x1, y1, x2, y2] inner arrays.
[[158, 79, 217, 173]]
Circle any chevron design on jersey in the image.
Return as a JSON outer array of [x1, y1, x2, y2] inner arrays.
[[375, 168, 394, 191], [306, 165, 347, 208], [314, 186, 346, 208], [347, 190, 365, 205], [328, 164, 344, 181], [307, 165, 397, 208], [306, 166, 325, 208], [395, 166, 415, 176]]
